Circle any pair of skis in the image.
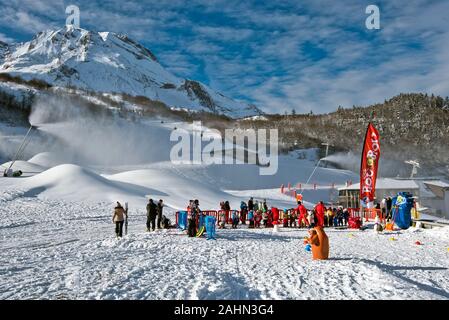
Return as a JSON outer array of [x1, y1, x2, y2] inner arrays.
[[124, 202, 128, 236]]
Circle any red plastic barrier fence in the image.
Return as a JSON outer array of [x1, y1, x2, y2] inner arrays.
[[217, 210, 241, 224], [347, 208, 385, 223]]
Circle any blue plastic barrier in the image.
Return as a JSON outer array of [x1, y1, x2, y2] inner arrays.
[[205, 216, 216, 240], [177, 211, 188, 230]]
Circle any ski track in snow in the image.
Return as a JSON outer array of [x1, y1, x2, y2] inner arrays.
[[1, 197, 448, 300]]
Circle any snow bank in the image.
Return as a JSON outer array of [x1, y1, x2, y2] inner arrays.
[[18, 164, 159, 205]]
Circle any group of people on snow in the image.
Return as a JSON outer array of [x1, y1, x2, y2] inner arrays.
[[214, 198, 352, 230], [112, 196, 356, 238], [112, 199, 171, 238]]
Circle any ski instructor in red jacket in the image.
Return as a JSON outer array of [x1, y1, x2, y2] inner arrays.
[[314, 201, 326, 227]]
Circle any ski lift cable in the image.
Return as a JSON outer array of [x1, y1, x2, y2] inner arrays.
[[7, 125, 34, 172]]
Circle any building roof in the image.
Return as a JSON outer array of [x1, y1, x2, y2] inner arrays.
[[423, 180, 449, 189], [338, 178, 419, 191]]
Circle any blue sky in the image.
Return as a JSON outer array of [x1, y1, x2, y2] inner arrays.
[[0, 0, 448, 114]]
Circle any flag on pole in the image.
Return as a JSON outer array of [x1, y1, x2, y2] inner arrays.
[[360, 123, 381, 209]]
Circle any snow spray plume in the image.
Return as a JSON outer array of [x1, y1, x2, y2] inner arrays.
[[323, 151, 418, 178], [29, 94, 171, 166]]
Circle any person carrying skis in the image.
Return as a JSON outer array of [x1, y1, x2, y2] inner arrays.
[[157, 199, 164, 229], [146, 199, 158, 232], [112, 201, 127, 238], [240, 201, 248, 224]]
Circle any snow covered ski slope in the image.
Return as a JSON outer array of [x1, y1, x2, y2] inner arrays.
[[1, 196, 448, 299]]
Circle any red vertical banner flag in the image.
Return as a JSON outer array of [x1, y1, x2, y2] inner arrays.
[[360, 123, 381, 209]]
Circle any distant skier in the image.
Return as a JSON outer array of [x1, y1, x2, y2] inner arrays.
[[146, 199, 157, 232], [112, 201, 127, 238], [157, 199, 164, 229]]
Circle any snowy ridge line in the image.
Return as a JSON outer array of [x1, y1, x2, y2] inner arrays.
[[0, 26, 262, 118]]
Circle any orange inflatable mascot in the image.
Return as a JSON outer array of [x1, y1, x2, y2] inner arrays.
[[306, 226, 329, 260]]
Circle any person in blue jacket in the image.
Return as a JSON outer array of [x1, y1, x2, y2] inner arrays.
[[248, 210, 254, 228]]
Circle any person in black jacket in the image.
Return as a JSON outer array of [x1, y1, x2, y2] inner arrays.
[[386, 197, 393, 219], [157, 199, 164, 229], [248, 197, 254, 211], [146, 199, 157, 231]]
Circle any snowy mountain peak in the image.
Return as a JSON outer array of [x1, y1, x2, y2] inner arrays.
[[0, 26, 261, 118]]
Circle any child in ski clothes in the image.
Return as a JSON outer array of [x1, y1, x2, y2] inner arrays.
[[254, 211, 262, 228], [266, 210, 273, 228], [113, 202, 127, 238], [326, 207, 333, 227], [231, 211, 239, 229], [291, 210, 298, 228], [262, 210, 269, 227], [240, 201, 248, 224], [224, 201, 231, 224], [283, 209, 289, 227], [248, 210, 254, 228], [187, 200, 200, 237], [219, 210, 227, 229], [374, 213, 384, 232], [337, 208, 344, 226], [307, 211, 315, 228]]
